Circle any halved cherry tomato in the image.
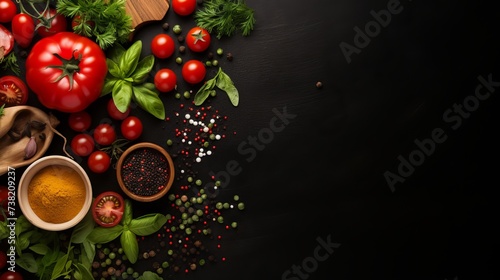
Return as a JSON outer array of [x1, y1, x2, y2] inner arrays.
[[92, 191, 124, 227], [186, 26, 211, 53], [0, 75, 28, 107], [0, 23, 13, 57], [11, 13, 35, 48]]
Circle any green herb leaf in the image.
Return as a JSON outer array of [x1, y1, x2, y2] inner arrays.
[[132, 84, 165, 120], [80, 240, 95, 269], [216, 69, 239, 106], [74, 262, 94, 280], [51, 253, 69, 280], [70, 210, 95, 244], [87, 225, 124, 244], [194, 77, 218, 106], [106, 43, 126, 63], [131, 55, 155, 83], [16, 253, 38, 273], [107, 58, 124, 79], [112, 80, 133, 113], [29, 243, 50, 255], [119, 40, 142, 78], [137, 271, 164, 280], [101, 77, 118, 96], [129, 214, 167, 236], [120, 230, 138, 264], [0, 104, 5, 118], [122, 199, 133, 226]]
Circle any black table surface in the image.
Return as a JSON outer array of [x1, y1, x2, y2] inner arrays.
[[2, 0, 500, 279]]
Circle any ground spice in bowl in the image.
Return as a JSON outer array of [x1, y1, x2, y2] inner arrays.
[[28, 165, 86, 224]]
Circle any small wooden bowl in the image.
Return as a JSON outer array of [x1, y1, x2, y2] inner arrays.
[[116, 142, 175, 202]]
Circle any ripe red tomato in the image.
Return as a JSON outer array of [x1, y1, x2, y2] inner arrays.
[[71, 133, 95, 157], [11, 13, 35, 48], [87, 150, 111, 173], [0, 271, 24, 280], [186, 26, 211, 53], [92, 191, 124, 227], [151, 33, 175, 59], [26, 32, 107, 113], [37, 8, 68, 37], [154, 68, 177, 92], [172, 0, 197, 16], [121, 116, 143, 141], [107, 98, 130, 120], [0, 75, 28, 107], [182, 60, 206, 84], [68, 111, 92, 132], [93, 123, 116, 146], [0, 23, 13, 56], [0, 0, 16, 23]]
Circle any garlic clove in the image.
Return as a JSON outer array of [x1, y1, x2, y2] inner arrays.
[[24, 137, 37, 160]]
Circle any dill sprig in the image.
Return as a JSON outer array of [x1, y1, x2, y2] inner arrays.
[[194, 0, 256, 39], [0, 52, 21, 76], [56, 0, 134, 50]]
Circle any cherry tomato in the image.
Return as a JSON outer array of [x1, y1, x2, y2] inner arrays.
[[182, 60, 206, 84], [0, 250, 7, 270], [0, 271, 24, 280], [92, 191, 124, 227], [186, 26, 211, 53], [87, 150, 111, 173], [0, 0, 16, 23], [0, 185, 8, 221], [172, 0, 197, 16], [36, 8, 68, 37], [71, 133, 95, 157], [154, 68, 177, 93], [0, 23, 13, 57], [151, 33, 175, 59], [0, 75, 28, 107], [93, 123, 116, 146], [68, 111, 92, 132], [121, 116, 143, 141], [107, 98, 130, 120], [11, 13, 35, 48]]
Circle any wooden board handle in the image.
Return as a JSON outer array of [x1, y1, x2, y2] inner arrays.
[[125, 0, 170, 30]]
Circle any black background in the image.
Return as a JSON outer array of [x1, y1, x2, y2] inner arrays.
[[2, 0, 500, 279]]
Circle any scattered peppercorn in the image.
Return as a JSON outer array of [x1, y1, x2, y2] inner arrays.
[[173, 24, 182, 34], [162, 22, 169, 30], [226, 52, 233, 61], [316, 81, 323, 89]]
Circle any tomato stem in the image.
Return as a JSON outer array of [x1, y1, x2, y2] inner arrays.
[[46, 52, 81, 90]]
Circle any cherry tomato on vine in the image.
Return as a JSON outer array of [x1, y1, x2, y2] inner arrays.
[[182, 60, 206, 84], [151, 33, 175, 59], [121, 116, 143, 141], [186, 26, 211, 53], [71, 133, 95, 157], [0, 23, 13, 56], [0, 271, 24, 280], [107, 98, 130, 120], [68, 111, 92, 132], [0, 75, 28, 107], [93, 123, 116, 146], [87, 150, 111, 174], [154, 68, 177, 92], [171, 0, 197, 16], [0, 0, 17, 23], [11, 13, 35, 48], [36, 8, 68, 37]]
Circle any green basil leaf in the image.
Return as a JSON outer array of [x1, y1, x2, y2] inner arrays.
[[129, 214, 167, 236], [137, 271, 163, 280], [107, 43, 126, 63], [80, 240, 94, 269], [131, 55, 154, 83], [16, 253, 38, 273], [120, 40, 142, 78], [29, 243, 50, 255], [41, 247, 59, 267], [132, 84, 165, 119], [70, 209, 95, 244], [120, 230, 138, 264], [122, 199, 133, 226], [112, 80, 133, 113], [107, 58, 124, 79], [75, 262, 94, 280], [51, 253, 69, 280], [87, 225, 123, 244], [194, 78, 217, 106], [216, 70, 239, 106]]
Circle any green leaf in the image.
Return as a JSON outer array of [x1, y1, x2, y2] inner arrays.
[[194, 78, 217, 106], [131, 55, 155, 83], [87, 225, 123, 244], [16, 253, 38, 273], [107, 58, 124, 79], [81, 240, 95, 269], [137, 271, 164, 280], [122, 199, 133, 226], [51, 253, 69, 280], [112, 80, 133, 113], [120, 230, 138, 264], [29, 243, 50, 255], [120, 40, 142, 77], [132, 84, 165, 119], [75, 262, 94, 280], [129, 214, 167, 236], [70, 209, 95, 244], [107, 43, 126, 63], [216, 69, 239, 106]]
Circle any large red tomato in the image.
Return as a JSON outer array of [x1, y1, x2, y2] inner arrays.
[[25, 32, 107, 113]]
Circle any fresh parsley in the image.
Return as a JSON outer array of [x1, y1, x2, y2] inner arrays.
[[194, 67, 239, 106], [0, 52, 21, 76], [0, 104, 5, 118], [194, 0, 256, 39]]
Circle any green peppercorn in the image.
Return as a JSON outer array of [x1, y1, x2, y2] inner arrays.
[[162, 261, 170, 268], [167, 249, 173, 255], [209, 134, 216, 140], [109, 252, 116, 259], [175, 57, 183, 64], [231, 222, 238, 228], [217, 216, 224, 223], [121, 272, 129, 279], [171, 226, 177, 232], [215, 181, 221, 187], [212, 59, 219, 66], [233, 195, 240, 201], [223, 202, 230, 209], [175, 92, 181, 99], [175, 199, 182, 206], [238, 202, 245, 210], [181, 212, 188, 220], [187, 176, 193, 182], [183, 91, 191, 99], [157, 267, 164, 274], [205, 60, 212, 67], [195, 179, 202, 186], [105, 258, 112, 265], [196, 209, 203, 216], [132, 271, 139, 278], [210, 91, 217, 97], [168, 193, 175, 201], [192, 215, 199, 222], [126, 267, 134, 275], [199, 259, 206, 266], [216, 48, 223, 55], [203, 141, 210, 147], [196, 197, 203, 204], [103, 248, 110, 255], [185, 227, 192, 235], [173, 24, 182, 34]]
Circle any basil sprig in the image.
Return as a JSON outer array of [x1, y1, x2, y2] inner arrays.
[[194, 67, 239, 106], [102, 41, 166, 119], [87, 199, 168, 264]]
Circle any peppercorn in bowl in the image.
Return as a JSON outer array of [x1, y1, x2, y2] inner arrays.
[[116, 142, 175, 202], [17, 155, 93, 231]]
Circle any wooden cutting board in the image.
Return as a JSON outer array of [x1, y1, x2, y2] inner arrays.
[[125, 0, 170, 30]]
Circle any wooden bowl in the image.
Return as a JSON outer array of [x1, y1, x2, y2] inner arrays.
[[116, 142, 175, 202]]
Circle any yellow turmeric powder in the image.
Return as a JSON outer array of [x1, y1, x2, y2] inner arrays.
[[28, 165, 86, 224]]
